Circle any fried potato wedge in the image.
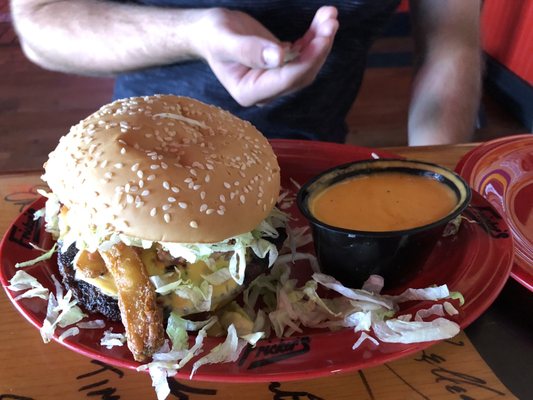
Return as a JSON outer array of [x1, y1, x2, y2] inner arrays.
[[100, 243, 164, 362]]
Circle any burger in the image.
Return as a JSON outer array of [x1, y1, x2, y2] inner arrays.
[[40, 95, 286, 362]]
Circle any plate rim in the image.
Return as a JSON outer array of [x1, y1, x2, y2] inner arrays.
[[455, 134, 533, 291]]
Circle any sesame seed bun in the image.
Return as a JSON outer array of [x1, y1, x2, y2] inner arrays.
[[42, 95, 281, 243]]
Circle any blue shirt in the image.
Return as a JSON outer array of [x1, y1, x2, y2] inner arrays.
[[114, 0, 401, 142]]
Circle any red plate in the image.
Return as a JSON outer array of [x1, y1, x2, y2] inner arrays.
[[456, 134, 533, 291], [0, 140, 514, 382]]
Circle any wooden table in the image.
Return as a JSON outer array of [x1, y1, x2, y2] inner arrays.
[[0, 143, 530, 400]]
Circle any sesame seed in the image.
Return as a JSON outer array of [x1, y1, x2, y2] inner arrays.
[[141, 190, 150, 197], [206, 209, 215, 215], [200, 204, 208, 212], [147, 175, 156, 181], [125, 183, 131, 192], [190, 169, 197, 176], [234, 181, 240, 186], [104, 172, 113, 179], [164, 214, 171, 223], [200, 191, 206, 200], [162, 204, 171, 211], [100, 160, 109, 168], [120, 148, 126, 155], [150, 164, 160, 170], [204, 174, 210, 183], [161, 162, 168, 170], [220, 195, 226, 203], [190, 221, 198, 229], [240, 195, 246, 204], [224, 182, 231, 189], [150, 208, 157, 217], [193, 184, 201, 191], [217, 209, 225, 215], [114, 163, 124, 169], [168, 197, 176, 203], [206, 164, 214, 170], [139, 180, 144, 188], [126, 194, 134, 204], [171, 186, 180, 193], [137, 170, 144, 179], [163, 181, 170, 190], [178, 202, 188, 209], [184, 178, 193, 184]]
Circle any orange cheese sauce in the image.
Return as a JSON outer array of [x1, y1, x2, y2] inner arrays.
[[310, 172, 457, 231]]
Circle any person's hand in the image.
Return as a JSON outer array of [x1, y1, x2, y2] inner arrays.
[[195, 6, 339, 106]]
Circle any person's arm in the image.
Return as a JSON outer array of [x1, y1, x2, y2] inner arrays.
[[10, 0, 208, 75], [10, 0, 338, 106], [408, 0, 482, 146]]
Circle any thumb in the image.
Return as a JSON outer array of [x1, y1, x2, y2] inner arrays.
[[226, 36, 284, 69]]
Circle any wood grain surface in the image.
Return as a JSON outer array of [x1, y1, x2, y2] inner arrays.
[[0, 144, 518, 400]]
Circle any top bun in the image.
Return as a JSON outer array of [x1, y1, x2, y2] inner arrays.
[[43, 95, 281, 243]]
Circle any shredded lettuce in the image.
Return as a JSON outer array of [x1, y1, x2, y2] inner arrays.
[[138, 317, 218, 400], [15, 243, 57, 269], [313, 273, 396, 310], [385, 285, 451, 303], [8, 270, 50, 301], [40, 275, 86, 343], [352, 332, 379, 349], [39, 194, 287, 289], [373, 318, 460, 343], [414, 304, 445, 321], [166, 313, 189, 351], [77, 320, 106, 329], [100, 329, 127, 349], [59, 326, 80, 341], [190, 324, 247, 378], [443, 301, 459, 316], [241, 263, 462, 346], [448, 291, 465, 306]]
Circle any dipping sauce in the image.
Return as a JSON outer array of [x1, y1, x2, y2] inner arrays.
[[310, 172, 458, 231]]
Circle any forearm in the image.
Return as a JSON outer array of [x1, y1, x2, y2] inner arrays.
[[408, 0, 481, 146], [11, 0, 208, 75], [408, 48, 481, 146]]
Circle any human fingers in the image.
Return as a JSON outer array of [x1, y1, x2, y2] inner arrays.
[[296, 6, 338, 51], [219, 32, 336, 107], [200, 9, 285, 69]]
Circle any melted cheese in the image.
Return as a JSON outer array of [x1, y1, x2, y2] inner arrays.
[[74, 247, 239, 315]]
